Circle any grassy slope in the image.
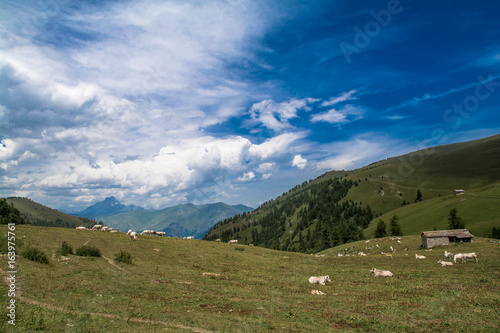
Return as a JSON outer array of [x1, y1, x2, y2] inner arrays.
[[1, 225, 499, 332], [365, 183, 500, 238], [5, 197, 91, 228], [341, 134, 500, 215]]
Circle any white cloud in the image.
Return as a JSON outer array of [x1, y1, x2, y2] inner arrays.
[[321, 90, 357, 107], [310, 105, 364, 124], [237, 171, 255, 182], [292, 154, 307, 170], [262, 172, 273, 180], [315, 138, 384, 171], [249, 98, 319, 131], [311, 109, 348, 123], [248, 132, 306, 160]]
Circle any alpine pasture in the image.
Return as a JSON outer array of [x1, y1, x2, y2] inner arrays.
[[1, 225, 499, 332]]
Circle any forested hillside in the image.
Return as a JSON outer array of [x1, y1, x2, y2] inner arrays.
[[0, 198, 26, 225], [204, 178, 375, 253]]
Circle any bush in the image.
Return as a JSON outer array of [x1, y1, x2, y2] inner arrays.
[[22, 247, 49, 264], [114, 250, 133, 264], [75, 245, 101, 257], [492, 227, 500, 239], [60, 241, 73, 256]]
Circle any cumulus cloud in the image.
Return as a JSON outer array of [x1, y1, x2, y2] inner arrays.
[[292, 154, 307, 169], [0, 0, 288, 209]]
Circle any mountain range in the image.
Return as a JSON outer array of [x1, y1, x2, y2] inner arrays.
[[98, 202, 253, 239], [72, 196, 145, 219], [6, 196, 253, 240]]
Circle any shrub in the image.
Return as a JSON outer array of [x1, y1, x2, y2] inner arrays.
[[492, 227, 500, 239], [60, 241, 73, 256], [114, 250, 133, 264], [75, 245, 101, 257], [22, 247, 49, 264]]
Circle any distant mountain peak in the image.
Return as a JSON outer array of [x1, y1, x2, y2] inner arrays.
[[74, 196, 144, 219]]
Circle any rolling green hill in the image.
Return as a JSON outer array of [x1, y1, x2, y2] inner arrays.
[[1, 225, 498, 332], [204, 134, 500, 251], [5, 197, 94, 229]]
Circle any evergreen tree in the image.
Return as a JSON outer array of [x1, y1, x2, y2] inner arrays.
[[389, 215, 403, 236], [448, 208, 465, 229], [415, 189, 423, 202], [374, 220, 387, 238]]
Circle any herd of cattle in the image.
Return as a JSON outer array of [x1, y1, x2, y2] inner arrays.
[[77, 225, 176, 239], [78, 225, 479, 287]]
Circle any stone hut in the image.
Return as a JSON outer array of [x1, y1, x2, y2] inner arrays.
[[453, 189, 465, 196], [421, 229, 474, 248]]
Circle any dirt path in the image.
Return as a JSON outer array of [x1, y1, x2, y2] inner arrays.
[[83, 239, 91, 246], [101, 255, 129, 273], [0, 267, 213, 333]]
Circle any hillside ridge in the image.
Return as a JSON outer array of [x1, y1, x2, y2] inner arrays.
[[204, 134, 500, 251]]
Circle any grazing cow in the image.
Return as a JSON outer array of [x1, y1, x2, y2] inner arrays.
[[228, 240, 238, 245], [126, 230, 137, 241], [444, 250, 453, 259], [454, 253, 477, 263], [308, 275, 331, 285], [415, 254, 426, 259]]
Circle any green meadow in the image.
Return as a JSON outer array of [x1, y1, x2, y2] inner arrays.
[[1, 225, 499, 332]]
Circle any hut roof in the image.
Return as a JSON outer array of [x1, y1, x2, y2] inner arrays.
[[421, 229, 473, 239]]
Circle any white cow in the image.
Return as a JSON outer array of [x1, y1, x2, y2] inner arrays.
[[454, 253, 477, 263], [228, 240, 238, 245], [126, 230, 137, 241], [444, 250, 453, 259], [437, 260, 454, 266], [415, 254, 426, 260], [308, 275, 331, 285], [370, 268, 393, 277]]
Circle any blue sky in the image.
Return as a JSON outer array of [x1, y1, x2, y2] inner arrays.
[[1, 0, 499, 211]]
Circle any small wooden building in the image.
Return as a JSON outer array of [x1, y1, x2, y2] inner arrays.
[[454, 189, 465, 196], [421, 229, 474, 248]]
